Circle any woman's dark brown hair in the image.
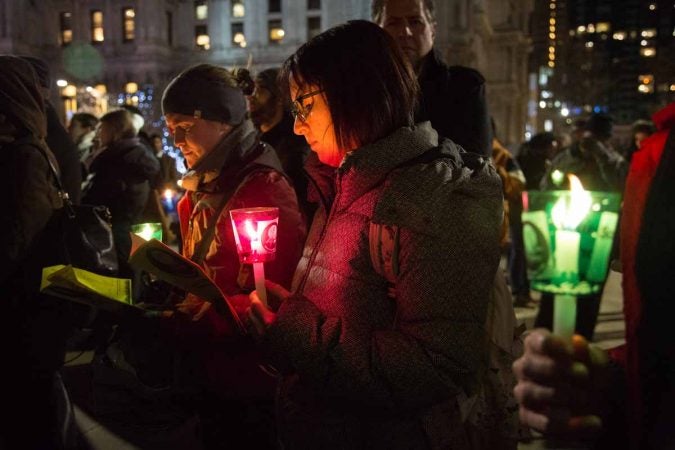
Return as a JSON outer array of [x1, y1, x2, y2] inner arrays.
[[281, 20, 418, 150]]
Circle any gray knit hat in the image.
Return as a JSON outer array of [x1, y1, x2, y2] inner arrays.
[[161, 64, 246, 125]]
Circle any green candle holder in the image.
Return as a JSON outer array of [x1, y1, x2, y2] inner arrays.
[[522, 190, 621, 296], [131, 222, 163, 242]]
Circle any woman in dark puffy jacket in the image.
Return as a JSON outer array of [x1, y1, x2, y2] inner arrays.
[[83, 108, 159, 277], [248, 21, 509, 450]]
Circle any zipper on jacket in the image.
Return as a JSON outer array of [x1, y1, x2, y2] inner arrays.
[[296, 171, 342, 293]]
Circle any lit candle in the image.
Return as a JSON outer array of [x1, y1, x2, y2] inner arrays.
[[245, 219, 267, 307], [550, 175, 592, 339], [230, 207, 279, 308]]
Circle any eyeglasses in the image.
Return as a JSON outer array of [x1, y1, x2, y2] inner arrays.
[[290, 89, 324, 122]]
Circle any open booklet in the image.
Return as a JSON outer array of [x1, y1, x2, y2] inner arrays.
[[128, 234, 244, 333], [40, 264, 139, 315]]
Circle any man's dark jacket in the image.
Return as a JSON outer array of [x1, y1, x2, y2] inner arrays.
[[417, 48, 491, 157]]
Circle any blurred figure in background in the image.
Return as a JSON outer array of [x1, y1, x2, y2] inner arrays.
[[20, 55, 82, 204], [246, 67, 313, 225], [68, 111, 99, 163], [624, 119, 655, 164], [83, 108, 159, 278], [491, 119, 531, 307], [517, 132, 559, 192], [0, 55, 81, 449]]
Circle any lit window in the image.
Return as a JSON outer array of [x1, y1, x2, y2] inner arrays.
[[596, 22, 610, 33], [641, 39, 648, 46], [308, 0, 321, 10], [269, 19, 284, 44], [649, 3, 656, 10], [641, 29, 657, 38], [122, 8, 135, 42], [585, 41, 594, 48], [269, 0, 281, 13], [125, 82, 138, 94], [91, 10, 104, 43], [195, 1, 208, 20], [549, 2, 555, 9], [569, 30, 575, 36], [232, 1, 245, 17], [640, 47, 656, 57], [638, 84, 653, 94], [539, 101, 547, 109], [549, 18, 556, 25], [613, 31, 626, 40], [549, 32, 556, 39], [671, 84, 675, 92], [307, 16, 321, 40], [577, 25, 586, 33], [541, 90, 552, 99], [587, 24, 595, 33], [60, 12, 72, 46], [195, 25, 210, 50], [549, 25, 556, 32], [232, 22, 246, 47]]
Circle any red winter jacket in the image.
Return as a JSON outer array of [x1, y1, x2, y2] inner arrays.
[[618, 101, 675, 449]]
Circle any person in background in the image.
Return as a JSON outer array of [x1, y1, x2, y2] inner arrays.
[[491, 119, 531, 308], [624, 119, 655, 164], [20, 55, 82, 204], [517, 132, 559, 192], [245, 67, 313, 225], [157, 63, 306, 449], [373, 0, 492, 156], [0, 55, 81, 449], [247, 21, 510, 449], [68, 111, 99, 163], [83, 108, 160, 278], [512, 101, 675, 450], [535, 113, 627, 341]]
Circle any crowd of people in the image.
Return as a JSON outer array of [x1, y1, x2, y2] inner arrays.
[[1, 0, 672, 449]]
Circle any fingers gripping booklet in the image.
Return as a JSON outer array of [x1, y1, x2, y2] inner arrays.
[[128, 235, 244, 333], [40, 235, 244, 334]]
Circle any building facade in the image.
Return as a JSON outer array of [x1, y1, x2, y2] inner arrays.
[[529, 0, 675, 137], [0, 0, 533, 145]]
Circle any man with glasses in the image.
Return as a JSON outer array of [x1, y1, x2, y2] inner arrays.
[[373, 0, 491, 156], [245, 68, 312, 225]]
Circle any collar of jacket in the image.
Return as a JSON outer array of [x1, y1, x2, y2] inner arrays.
[[181, 119, 257, 191], [335, 121, 438, 206]]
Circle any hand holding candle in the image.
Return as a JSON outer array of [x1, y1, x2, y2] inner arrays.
[[230, 207, 279, 307]]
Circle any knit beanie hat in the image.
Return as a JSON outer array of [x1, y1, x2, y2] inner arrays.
[[162, 64, 246, 125]]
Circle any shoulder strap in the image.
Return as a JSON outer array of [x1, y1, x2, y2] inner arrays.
[[18, 136, 73, 215]]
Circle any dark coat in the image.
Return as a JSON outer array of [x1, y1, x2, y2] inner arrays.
[[417, 48, 492, 157], [84, 137, 160, 226], [266, 122, 504, 449], [171, 129, 306, 400], [45, 102, 82, 204]]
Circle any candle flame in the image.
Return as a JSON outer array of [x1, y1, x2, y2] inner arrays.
[[245, 219, 260, 240], [551, 174, 592, 230], [163, 188, 174, 201]]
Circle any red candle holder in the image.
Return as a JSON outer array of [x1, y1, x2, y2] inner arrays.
[[230, 207, 279, 306]]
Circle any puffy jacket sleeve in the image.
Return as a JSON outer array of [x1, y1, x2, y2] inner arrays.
[[267, 164, 503, 410]]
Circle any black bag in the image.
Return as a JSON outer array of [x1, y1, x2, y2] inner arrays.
[[39, 145, 119, 275]]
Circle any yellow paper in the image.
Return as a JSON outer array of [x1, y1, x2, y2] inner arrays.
[[41, 265, 132, 304]]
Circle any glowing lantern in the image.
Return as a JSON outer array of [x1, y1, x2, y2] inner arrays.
[[131, 222, 163, 242], [229, 207, 279, 306], [522, 175, 620, 339]]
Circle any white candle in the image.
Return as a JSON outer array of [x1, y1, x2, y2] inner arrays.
[[554, 229, 580, 283], [246, 220, 268, 307]]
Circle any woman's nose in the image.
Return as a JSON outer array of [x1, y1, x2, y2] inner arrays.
[[293, 116, 307, 136]]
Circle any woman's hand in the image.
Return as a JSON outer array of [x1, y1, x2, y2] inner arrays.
[[247, 280, 289, 337], [512, 328, 609, 439], [175, 293, 212, 321]]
